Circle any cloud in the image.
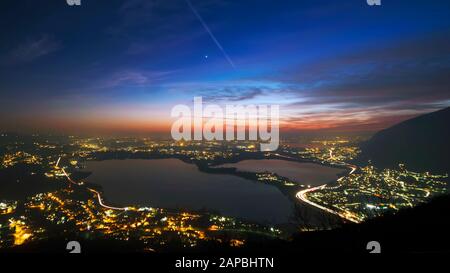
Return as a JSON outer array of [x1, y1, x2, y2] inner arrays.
[[7, 35, 61, 64], [97, 69, 178, 89], [197, 86, 264, 102], [266, 31, 450, 129], [161, 80, 294, 104], [280, 31, 450, 105]]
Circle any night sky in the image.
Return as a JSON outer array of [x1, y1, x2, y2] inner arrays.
[[1, 0, 449, 135]]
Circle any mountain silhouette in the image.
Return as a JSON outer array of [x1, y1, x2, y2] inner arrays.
[[358, 107, 450, 174]]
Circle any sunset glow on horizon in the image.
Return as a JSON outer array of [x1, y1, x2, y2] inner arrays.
[[1, 0, 450, 135]]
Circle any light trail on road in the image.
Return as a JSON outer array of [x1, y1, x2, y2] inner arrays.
[[87, 188, 128, 211], [272, 153, 361, 222], [295, 185, 360, 223], [61, 168, 80, 186], [57, 157, 128, 211], [295, 163, 361, 223]]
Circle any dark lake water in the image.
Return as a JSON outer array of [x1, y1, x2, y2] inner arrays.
[[216, 159, 344, 187], [85, 159, 342, 224], [85, 159, 293, 224]]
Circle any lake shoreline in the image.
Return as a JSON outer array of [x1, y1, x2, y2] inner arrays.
[[73, 152, 348, 228]]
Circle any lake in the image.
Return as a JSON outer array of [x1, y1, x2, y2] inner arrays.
[[216, 159, 344, 186], [85, 159, 293, 224], [85, 158, 343, 224]]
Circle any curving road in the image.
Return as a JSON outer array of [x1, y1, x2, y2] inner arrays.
[[295, 163, 360, 223], [58, 154, 360, 219], [58, 157, 128, 211], [87, 188, 128, 211], [273, 153, 360, 222]]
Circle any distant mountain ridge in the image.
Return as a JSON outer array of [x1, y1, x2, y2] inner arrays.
[[358, 107, 450, 174]]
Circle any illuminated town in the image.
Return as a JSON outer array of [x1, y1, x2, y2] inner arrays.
[[1, 0, 450, 258], [1, 133, 448, 250], [304, 165, 448, 223]]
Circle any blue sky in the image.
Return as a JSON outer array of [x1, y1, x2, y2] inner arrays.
[[1, 0, 450, 134]]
